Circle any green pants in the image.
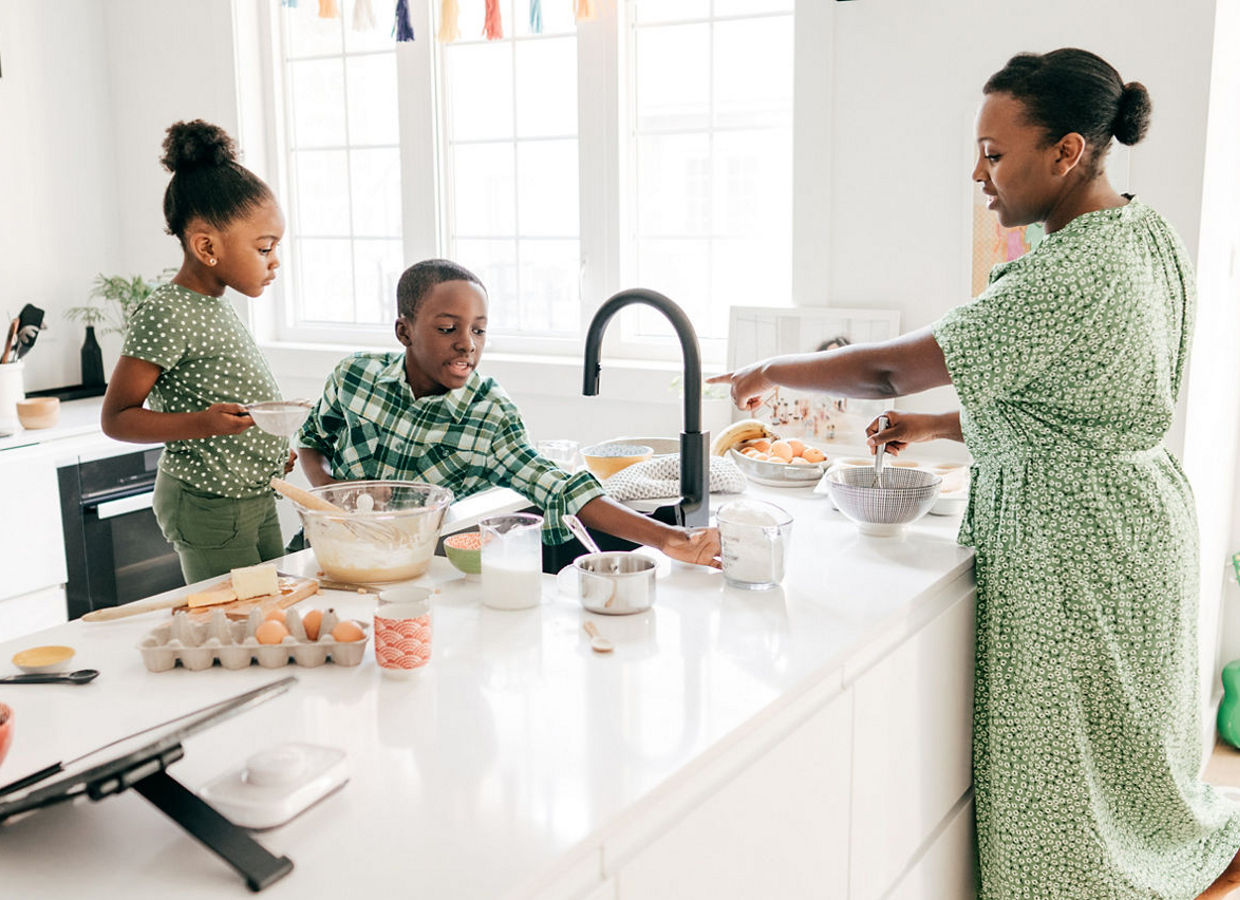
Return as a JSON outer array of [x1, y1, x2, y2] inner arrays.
[[152, 471, 285, 585]]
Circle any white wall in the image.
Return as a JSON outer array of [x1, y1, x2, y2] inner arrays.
[[1192, 0, 1240, 687], [0, 0, 237, 392], [0, 0, 121, 392]]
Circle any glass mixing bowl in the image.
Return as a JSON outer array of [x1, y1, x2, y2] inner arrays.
[[297, 481, 453, 582]]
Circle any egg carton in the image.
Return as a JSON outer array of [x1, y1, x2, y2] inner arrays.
[[137, 607, 369, 672]]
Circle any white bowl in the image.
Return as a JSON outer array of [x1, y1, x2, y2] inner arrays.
[[825, 466, 941, 536]]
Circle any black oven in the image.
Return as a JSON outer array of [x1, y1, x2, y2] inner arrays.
[[58, 447, 184, 619]]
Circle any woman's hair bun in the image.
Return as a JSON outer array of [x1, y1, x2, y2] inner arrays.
[[160, 120, 238, 173], [1113, 81, 1152, 146]]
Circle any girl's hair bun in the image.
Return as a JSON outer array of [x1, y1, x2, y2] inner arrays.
[[1114, 81, 1152, 146], [160, 120, 238, 173]]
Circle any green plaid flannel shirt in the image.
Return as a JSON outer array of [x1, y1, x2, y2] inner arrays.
[[296, 352, 605, 545]]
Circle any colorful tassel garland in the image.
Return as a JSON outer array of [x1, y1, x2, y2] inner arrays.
[[318, 0, 339, 18], [529, 0, 542, 34], [353, 0, 377, 30], [395, 0, 416, 41], [281, 0, 299, 7], [438, 0, 460, 42], [484, 0, 503, 40], [574, 0, 596, 22]]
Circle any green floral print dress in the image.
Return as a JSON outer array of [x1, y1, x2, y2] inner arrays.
[[933, 198, 1240, 898]]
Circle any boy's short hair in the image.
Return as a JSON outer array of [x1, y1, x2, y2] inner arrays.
[[397, 259, 486, 321]]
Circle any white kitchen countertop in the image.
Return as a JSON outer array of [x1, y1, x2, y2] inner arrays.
[[0, 484, 974, 898], [0, 396, 160, 466]]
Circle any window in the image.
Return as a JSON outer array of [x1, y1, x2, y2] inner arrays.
[[264, 0, 794, 363], [276, 0, 404, 327], [439, 1, 582, 337], [625, 0, 794, 355]]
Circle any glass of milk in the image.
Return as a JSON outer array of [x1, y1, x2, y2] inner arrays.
[[717, 500, 794, 590], [479, 513, 544, 610]]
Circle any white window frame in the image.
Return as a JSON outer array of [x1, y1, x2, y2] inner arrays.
[[246, 0, 817, 370]]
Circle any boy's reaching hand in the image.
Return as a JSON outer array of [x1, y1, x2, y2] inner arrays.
[[662, 526, 722, 569]]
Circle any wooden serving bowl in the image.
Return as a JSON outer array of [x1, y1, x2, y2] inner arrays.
[[17, 396, 59, 429]]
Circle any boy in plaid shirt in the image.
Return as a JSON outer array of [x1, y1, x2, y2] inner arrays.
[[296, 259, 720, 566]]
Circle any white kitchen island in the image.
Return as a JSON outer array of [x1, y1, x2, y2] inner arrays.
[[0, 483, 976, 900]]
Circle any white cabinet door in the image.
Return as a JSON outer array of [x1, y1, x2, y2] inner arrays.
[[849, 589, 975, 900], [883, 797, 975, 900], [0, 445, 67, 602], [615, 690, 853, 900]]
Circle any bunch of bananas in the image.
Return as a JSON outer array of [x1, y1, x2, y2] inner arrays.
[[710, 418, 778, 457]]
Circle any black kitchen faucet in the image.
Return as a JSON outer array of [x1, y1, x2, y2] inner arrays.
[[582, 288, 710, 528]]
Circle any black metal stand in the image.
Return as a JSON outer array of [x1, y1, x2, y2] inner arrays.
[[131, 768, 294, 892], [78, 743, 293, 892]]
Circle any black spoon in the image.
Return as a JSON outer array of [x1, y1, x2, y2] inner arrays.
[[0, 669, 100, 685]]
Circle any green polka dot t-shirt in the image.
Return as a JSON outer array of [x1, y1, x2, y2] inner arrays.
[[122, 283, 286, 499]]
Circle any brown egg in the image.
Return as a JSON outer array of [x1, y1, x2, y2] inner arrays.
[[748, 439, 771, 453], [769, 440, 794, 461], [803, 447, 826, 463], [787, 439, 805, 457], [264, 608, 287, 624], [742, 448, 760, 457], [303, 609, 323, 642], [255, 620, 290, 645], [331, 620, 365, 643]]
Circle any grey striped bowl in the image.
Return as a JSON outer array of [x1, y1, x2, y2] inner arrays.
[[825, 465, 942, 536]]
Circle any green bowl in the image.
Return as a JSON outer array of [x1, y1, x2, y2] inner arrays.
[[443, 531, 482, 576]]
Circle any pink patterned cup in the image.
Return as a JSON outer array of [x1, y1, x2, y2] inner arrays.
[[373, 598, 432, 679]]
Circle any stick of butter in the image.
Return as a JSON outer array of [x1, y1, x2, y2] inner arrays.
[[230, 563, 280, 600], [187, 586, 239, 609]]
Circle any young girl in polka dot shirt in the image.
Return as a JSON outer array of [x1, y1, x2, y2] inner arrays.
[[101, 120, 293, 585]]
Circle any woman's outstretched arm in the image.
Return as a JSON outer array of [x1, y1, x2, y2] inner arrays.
[[708, 327, 951, 411]]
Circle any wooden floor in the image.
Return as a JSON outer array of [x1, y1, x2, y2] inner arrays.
[[1206, 742, 1240, 795]]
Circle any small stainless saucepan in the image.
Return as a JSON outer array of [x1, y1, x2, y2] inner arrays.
[[562, 514, 657, 615], [574, 552, 657, 615]]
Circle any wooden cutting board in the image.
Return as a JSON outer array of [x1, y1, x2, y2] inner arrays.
[[173, 575, 320, 621]]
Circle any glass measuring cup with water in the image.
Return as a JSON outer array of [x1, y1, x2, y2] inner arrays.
[[479, 513, 544, 610]]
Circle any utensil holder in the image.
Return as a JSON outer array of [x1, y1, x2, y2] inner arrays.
[[0, 361, 25, 434]]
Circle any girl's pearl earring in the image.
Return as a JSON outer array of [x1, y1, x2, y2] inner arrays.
[[209, 258, 217, 266]]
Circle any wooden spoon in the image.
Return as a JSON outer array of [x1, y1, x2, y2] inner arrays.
[[582, 621, 613, 653]]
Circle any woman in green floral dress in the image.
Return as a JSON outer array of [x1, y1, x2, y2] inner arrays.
[[710, 48, 1240, 898]]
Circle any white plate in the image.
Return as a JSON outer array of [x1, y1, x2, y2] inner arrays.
[[929, 491, 968, 516]]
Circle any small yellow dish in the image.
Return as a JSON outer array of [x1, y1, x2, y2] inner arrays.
[[12, 645, 76, 674], [580, 443, 654, 479]]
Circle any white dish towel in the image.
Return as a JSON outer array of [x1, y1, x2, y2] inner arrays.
[[601, 454, 746, 501]]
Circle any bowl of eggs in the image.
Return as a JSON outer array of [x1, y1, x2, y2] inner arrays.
[[729, 438, 829, 486]]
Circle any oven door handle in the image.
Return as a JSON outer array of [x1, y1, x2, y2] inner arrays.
[[91, 491, 155, 521]]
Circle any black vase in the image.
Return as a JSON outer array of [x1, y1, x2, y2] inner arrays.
[[81, 325, 105, 386]]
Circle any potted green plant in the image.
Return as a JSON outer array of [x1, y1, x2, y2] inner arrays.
[[64, 269, 174, 386]]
